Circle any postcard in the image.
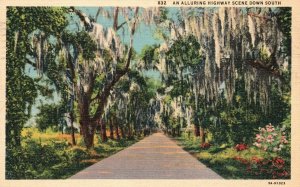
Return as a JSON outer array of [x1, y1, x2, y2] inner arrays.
[[0, 0, 299, 187]]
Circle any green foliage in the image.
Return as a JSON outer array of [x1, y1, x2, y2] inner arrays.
[[61, 31, 97, 60], [206, 76, 290, 146], [219, 105, 260, 145], [7, 7, 68, 37], [6, 138, 69, 179], [169, 81, 190, 98], [146, 78, 162, 95], [128, 70, 147, 89], [68, 147, 90, 163], [139, 44, 160, 69], [6, 7, 74, 180], [276, 8, 291, 57], [264, 82, 290, 126]]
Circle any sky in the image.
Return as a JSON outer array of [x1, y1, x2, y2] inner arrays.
[[77, 7, 162, 54]]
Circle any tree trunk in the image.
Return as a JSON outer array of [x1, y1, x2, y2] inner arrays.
[[109, 118, 114, 139], [200, 126, 205, 144], [80, 118, 95, 149], [100, 119, 108, 142], [128, 124, 133, 139], [177, 126, 181, 137], [78, 94, 95, 148], [70, 111, 76, 145], [120, 126, 126, 139], [194, 124, 200, 137], [187, 131, 191, 139], [115, 122, 120, 140], [79, 126, 83, 135], [172, 128, 175, 137]]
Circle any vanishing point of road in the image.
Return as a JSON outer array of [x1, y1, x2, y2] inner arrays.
[[70, 133, 223, 179]]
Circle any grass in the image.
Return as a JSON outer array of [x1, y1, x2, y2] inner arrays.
[[22, 127, 82, 144], [175, 135, 290, 179], [7, 127, 141, 179]]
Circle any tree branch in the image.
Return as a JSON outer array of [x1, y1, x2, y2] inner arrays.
[[69, 7, 93, 31], [113, 7, 119, 31], [113, 8, 132, 31], [95, 8, 102, 22], [26, 58, 37, 67], [116, 21, 128, 31]]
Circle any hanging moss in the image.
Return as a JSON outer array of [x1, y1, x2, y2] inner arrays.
[[155, 7, 287, 114]]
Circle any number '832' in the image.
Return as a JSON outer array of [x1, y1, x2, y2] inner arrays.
[[158, 1, 166, 5]]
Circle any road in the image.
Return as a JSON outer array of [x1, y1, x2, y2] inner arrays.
[[70, 133, 223, 179]]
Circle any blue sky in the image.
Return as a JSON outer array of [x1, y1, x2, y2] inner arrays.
[[77, 7, 161, 54]]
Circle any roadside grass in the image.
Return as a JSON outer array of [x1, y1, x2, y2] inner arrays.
[[175, 135, 289, 179], [7, 127, 140, 179]]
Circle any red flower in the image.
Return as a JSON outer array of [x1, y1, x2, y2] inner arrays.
[[282, 170, 289, 177], [272, 157, 285, 169], [235, 143, 248, 151], [234, 156, 249, 165]]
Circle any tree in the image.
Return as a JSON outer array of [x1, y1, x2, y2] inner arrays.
[[6, 7, 68, 147], [59, 7, 148, 148], [36, 103, 66, 132], [165, 35, 203, 138]]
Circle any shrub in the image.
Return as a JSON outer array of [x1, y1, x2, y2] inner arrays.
[[6, 146, 29, 179], [6, 140, 68, 179], [106, 139, 120, 147], [253, 123, 289, 153], [234, 155, 290, 179], [69, 147, 90, 163], [200, 142, 211, 149]]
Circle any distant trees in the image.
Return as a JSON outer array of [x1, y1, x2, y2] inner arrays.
[[36, 103, 66, 132]]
